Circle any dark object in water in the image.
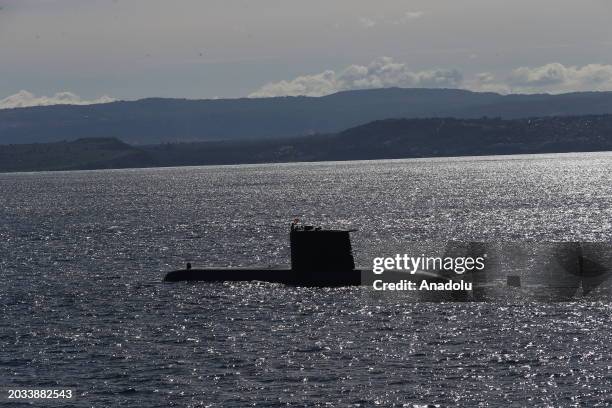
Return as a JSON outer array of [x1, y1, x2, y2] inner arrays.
[[290, 224, 355, 272], [164, 221, 447, 287], [164, 225, 612, 296], [164, 221, 367, 286], [164, 266, 365, 287], [507, 275, 521, 287]]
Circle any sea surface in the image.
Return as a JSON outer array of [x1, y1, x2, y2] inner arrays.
[[1, 152, 612, 407]]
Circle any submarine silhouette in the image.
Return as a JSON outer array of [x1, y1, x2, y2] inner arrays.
[[163, 221, 448, 287], [164, 222, 612, 298], [165, 222, 366, 286]]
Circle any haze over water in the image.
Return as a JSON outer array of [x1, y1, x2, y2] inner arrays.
[[2, 152, 612, 406]]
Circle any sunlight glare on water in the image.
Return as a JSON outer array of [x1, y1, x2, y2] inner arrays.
[[1, 153, 612, 406]]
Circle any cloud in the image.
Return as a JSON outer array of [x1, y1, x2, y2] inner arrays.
[[251, 60, 612, 98], [509, 63, 570, 87], [465, 63, 612, 94], [0, 90, 115, 109], [465, 72, 511, 94], [395, 11, 424, 24], [506, 63, 612, 92], [358, 11, 424, 28], [358, 17, 376, 28], [249, 57, 463, 97]]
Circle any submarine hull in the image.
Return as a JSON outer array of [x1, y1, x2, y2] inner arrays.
[[163, 268, 449, 288], [164, 267, 363, 287]]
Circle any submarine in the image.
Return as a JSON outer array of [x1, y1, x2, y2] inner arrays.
[[164, 220, 448, 287], [165, 221, 363, 286], [163, 221, 612, 300]]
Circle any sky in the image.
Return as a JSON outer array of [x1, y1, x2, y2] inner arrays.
[[1, 0, 612, 108]]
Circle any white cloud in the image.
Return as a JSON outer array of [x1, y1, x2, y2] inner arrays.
[[358, 11, 424, 28], [506, 63, 612, 92], [465, 63, 612, 94], [395, 11, 424, 24], [249, 57, 463, 97], [251, 60, 612, 98], [509, 63, 569, 87], [0, 90, 115, 109], [359, 17, 377, 28], [465, 72, 511, 94], [6, 63, 612, 108]]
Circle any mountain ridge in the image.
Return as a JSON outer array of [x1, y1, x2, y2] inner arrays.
[[2, 113, 612, 172], [3, 87, 612, 145]]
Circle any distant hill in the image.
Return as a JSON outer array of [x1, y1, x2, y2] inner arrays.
[[1, 115, 612, 173], [3, 88, 612, 145], [0, 138, 155, 172], [142, 115, 612, 165]]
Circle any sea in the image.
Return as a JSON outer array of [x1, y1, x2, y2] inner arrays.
[[1, 152, 612, 407]]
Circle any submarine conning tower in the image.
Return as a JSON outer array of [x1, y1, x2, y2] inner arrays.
[[290, 221, 356, 271]]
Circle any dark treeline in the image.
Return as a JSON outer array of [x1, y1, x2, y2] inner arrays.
[[1, 115, 612, 172], [0, 138, 155, 172]]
